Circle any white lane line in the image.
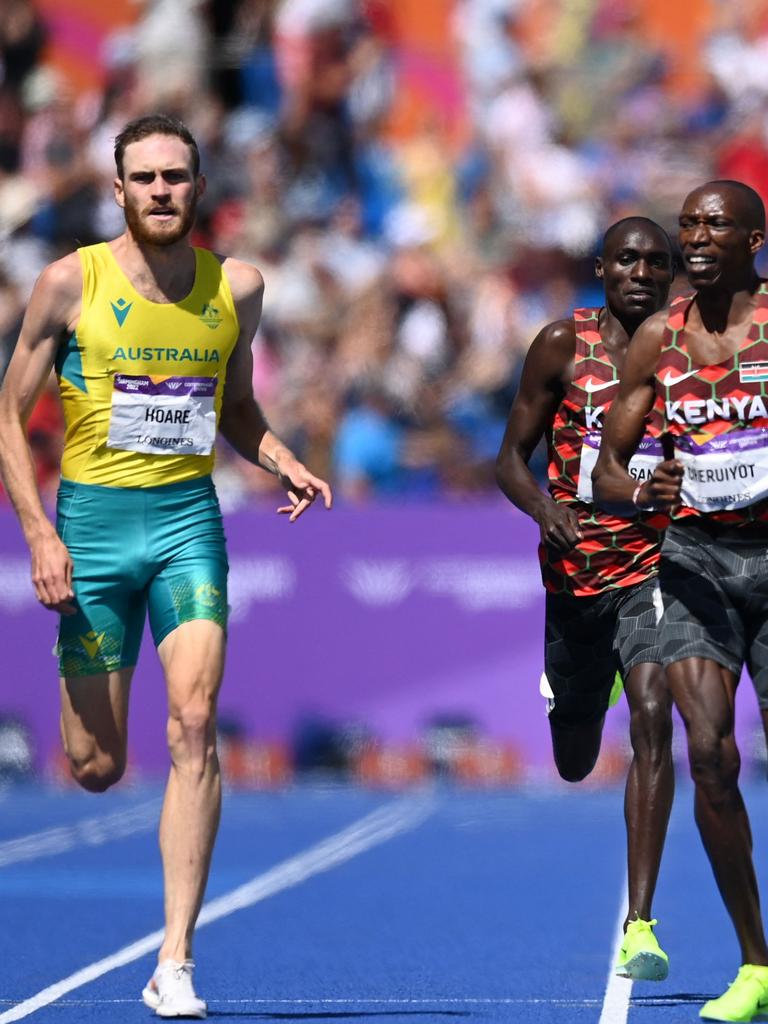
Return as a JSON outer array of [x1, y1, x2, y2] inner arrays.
[[0, 799, 162, 869], [0, 794, 435, 1023], [598, 880, 631, 1024], [0, 997, 608, 1007]]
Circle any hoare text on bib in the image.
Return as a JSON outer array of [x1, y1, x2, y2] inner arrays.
[[107, 374, 217, 456]]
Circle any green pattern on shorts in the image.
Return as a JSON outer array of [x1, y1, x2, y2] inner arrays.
[[56, 627, 124, 677], [172, 577, 228, 630]]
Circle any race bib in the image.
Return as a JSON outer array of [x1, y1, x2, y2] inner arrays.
[[674, 429, 768, 511], [107, 374, 217, 456], [577, 434, 663, 504]]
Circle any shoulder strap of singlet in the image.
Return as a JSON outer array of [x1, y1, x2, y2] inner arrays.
[[77, 242, 113, 309], [572, 307, 601, 362], [661, 292, 695, 353], [193, 247, 239, 325]]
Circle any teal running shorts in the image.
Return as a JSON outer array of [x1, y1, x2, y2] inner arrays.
[[55, 476, 228, 677]]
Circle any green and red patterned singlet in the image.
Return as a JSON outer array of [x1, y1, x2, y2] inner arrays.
[[648, 283, 768, 526], [541, 308, 668, 596]]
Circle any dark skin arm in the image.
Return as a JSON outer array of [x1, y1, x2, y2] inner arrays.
[[495, 319, 583, 551], [592, 311, 683, 510]]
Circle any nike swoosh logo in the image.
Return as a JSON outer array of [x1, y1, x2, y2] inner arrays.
[[584, 377, 619, 393], [660, 369, 698, 386]]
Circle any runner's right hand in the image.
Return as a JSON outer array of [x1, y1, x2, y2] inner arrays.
[[30, 532, 76, 615], [534, 501, 583, 552], [638, 461, 683, 510]]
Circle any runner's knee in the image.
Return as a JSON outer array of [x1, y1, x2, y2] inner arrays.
[[551, 719, 603, 782], [68, 748, 126, 792], [167, 696, 217, 772], [555, 755, 598, 784], [687, 728, 740, 794], [629, 689, 673, 763]]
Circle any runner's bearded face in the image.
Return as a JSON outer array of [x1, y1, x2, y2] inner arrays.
[[678, 189, 761, 290], [598, 225, 674, 320], [117, 134, 200, 246]]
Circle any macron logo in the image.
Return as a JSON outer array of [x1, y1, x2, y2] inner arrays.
[[79, 630, 105, 660], [110, 298, 133, 327]]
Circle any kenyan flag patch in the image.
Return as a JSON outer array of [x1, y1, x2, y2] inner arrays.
[[739, 361, 768, 383]]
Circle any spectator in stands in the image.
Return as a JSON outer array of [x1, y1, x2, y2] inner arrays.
[[4, 0, 768, 505]]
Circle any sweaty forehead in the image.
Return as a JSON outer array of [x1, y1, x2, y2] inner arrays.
[[604, 224, 669, 257], [681, 187, 741, 220]]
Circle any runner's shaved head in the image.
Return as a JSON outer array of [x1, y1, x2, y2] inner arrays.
[[683, 180, 766, 232], [601, 217, 673, 256]]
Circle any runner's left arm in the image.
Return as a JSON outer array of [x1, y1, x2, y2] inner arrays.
[[219, 259, 332, 521], [593, 314, 682, 511]]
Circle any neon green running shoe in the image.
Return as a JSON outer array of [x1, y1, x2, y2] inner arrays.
[[608, 670, 624, 709], [700, 964, 768, 1022], [615, 918, 669, 981]]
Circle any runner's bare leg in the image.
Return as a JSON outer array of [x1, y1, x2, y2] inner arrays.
[[157, 619, 225, 963]]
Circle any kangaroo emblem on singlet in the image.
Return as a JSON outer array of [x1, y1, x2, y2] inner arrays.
[[199, 303, 223, 329]]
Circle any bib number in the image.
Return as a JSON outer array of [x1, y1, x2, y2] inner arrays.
[[674, 429, 768, 511], [577, 433, 663, 504], [107, 374, 217, 456]]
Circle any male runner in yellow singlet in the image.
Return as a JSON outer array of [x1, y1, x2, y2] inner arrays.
[[0, 113, 332, 1018]]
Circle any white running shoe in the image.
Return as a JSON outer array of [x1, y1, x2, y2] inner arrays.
[[142, 960, 207, 1018]]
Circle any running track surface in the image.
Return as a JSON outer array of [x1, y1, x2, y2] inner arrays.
[[0, 779, 766, 1023]]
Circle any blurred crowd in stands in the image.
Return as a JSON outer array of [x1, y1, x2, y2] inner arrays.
[[2, 0, 768, 507]]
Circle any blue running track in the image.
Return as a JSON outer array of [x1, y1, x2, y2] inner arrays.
[[0, 780, 766, 1023]]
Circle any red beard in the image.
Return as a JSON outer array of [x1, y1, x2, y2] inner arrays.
[[123, 193, 197, 246]]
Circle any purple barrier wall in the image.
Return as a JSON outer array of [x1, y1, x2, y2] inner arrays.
[[0, 499, 762, 778]]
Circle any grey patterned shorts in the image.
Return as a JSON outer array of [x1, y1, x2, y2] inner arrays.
[[544, 577, 663, 725], [659, 522, 768, 707]]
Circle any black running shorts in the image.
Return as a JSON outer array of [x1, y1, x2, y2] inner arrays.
[[544, 576, 662, 726], [659, 522, 768, 708]]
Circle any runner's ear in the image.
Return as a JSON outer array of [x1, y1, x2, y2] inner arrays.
[[749, 228, 765, 255]]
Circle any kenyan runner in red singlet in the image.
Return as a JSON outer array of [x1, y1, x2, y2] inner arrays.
[[651, 286, 768, 526], [542, 305, 667, 596], [497, 217, 675, 980], [594, 180, 768, 1021]]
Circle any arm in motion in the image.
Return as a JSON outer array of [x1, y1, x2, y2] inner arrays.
[[495, 320, 583, 552], [592, 314, 683, 512], [0, 256, 82, 612], [218, 259, 332, 521]]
